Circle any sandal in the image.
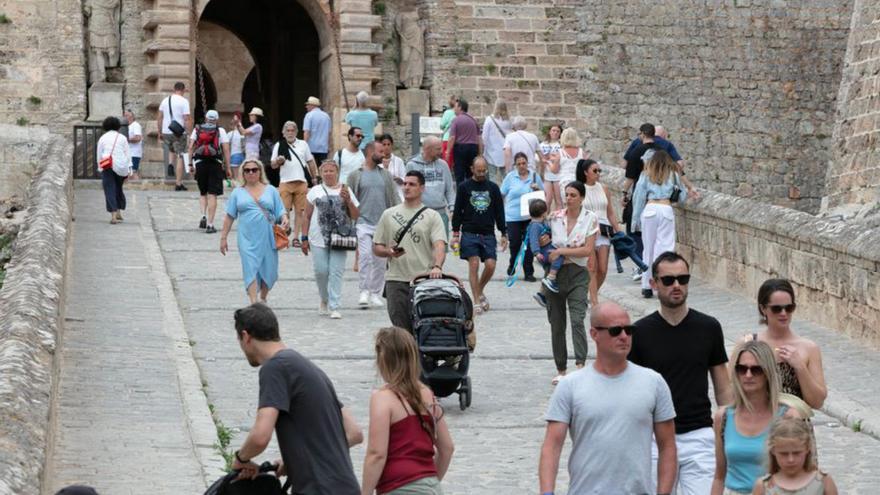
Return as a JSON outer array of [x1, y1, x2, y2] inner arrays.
[[479, 294, 489, 311], [291, 238, 302, 248], [552, 374, 565, 386]]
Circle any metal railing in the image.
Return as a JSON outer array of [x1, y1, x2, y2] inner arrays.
[[72, 124, 104, 179]]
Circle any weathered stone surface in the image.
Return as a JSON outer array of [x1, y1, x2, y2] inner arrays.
[[0, 141, 73, 495], [86, 82, 124, 122]]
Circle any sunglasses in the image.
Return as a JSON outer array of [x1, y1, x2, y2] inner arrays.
[[242, 168, 260, 174], [591, 168, 602, 174], [766, 303, 796, 314], [594, 325, 636, 337], [353, 134, 364, 139], [735, 364, 764, 376], [657, 274, 691, 286]]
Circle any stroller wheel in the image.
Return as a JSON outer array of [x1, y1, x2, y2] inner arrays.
[[458, 376, 472, 411]]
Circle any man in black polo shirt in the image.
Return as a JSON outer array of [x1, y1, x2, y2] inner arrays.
[[230, 303, 362, 494], [450, 157, 508, 314], [628, 251, 732, 495]]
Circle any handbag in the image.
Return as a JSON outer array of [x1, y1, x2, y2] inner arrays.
[[669, 173, 682, 203], [99, 134, 120, 170], [166, 96, 185, 137], [322, 185, 357, 250], [283, 141, 313, 185], [599, 223, 614, 237], [250, 188, 288, 250]]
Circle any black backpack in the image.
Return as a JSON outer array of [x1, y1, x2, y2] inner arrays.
[[204, 462, 290, 495]]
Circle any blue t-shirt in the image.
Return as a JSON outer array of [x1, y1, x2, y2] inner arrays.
[[344, 109, 379, 149], [500, 170, 544, 222], [623, 136, 682, 162], [303, 108, 331, 153]]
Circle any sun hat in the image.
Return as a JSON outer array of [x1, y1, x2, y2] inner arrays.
[[305, 96, 321, 106], [248, 107, 264, 117]]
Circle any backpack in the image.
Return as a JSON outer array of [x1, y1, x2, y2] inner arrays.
[[193, 123, 221, 159]]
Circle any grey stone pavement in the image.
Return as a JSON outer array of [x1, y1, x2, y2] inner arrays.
[[48, 187, 880, 493]]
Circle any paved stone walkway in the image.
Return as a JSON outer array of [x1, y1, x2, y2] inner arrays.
[[48, 187, 880, 493]]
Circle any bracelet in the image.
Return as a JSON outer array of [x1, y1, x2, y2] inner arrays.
[[300, 236, 309, 241], [432, 265, 442, 270], [234, 450, 248, 464]]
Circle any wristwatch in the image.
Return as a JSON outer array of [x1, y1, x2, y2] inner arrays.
[[234, 450, 248, 464]]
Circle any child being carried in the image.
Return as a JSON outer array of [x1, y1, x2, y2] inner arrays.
[[527, 199, 563, 296]]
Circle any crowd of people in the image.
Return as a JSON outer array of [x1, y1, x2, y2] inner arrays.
[[91, 85, 840, 495]]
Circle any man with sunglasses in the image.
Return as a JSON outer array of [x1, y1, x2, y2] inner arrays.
[[628, 251, 732, 495], [540, 301, 677, 495]]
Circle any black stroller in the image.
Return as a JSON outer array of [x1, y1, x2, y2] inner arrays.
[[409, 274, 474, 410]]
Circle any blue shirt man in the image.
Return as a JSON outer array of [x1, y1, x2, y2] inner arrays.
[[303, 97, 331, 156]]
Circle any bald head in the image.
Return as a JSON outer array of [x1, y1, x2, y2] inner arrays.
[[422, 135, 442, 161], [655, 126, 668, 140], [590, 302, 631, 328]]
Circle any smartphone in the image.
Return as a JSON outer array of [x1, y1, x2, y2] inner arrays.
[[392, 246, 405, 254]]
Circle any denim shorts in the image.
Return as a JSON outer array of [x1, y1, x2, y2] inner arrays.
[[230, 153, 245, 166], [460, 232, 497, 261]]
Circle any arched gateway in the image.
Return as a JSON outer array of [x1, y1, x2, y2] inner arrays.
[[141, 0, 381, 173]]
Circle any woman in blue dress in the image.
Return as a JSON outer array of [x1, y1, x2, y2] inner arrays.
[[220, 159, 289, 303]]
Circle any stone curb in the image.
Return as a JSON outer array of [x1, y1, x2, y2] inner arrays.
[[0, 140, 73, 495], [137, 195, 228, 485], [599, 282, 880, 442]]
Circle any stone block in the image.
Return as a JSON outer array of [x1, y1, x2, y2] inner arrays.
[[155, 24, 191, 40], [397, 89, 430, 126], [87, 83, 124, 122], [142, 10, 190, 30]]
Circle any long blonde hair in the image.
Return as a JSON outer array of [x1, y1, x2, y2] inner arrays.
[[767, 417, 817, 474], [730, 340, 781, 414], [645, 149, 677, 185], [493, 99, 509, 121], [374, 327, 434, 436]]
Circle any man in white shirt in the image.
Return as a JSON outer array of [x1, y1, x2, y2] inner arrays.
[[156, 81, 193, 191], [187, 110, 230, 233], [333, 127, 365, 184], [271, 121, 318, 246], [503, 116, 540, 173], [378, 133, 406, 200], [124, 109, 143, 180]]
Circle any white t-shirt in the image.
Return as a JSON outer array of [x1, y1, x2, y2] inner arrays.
[[503, 130, 540, 170], [229, 130, 244, 155], [335, 148, 365, 185], [127, 121, 143, 158], [272, 139, 314, 183], [160, 94, 190, 134], [381, 154, 407, 199], [306, 185, 360, 249]]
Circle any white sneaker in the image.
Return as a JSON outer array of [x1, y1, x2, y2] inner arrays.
[[358, 290, 370, 308], [631, 267, 642, 282], [369, 294, 385, 307], [329, 310, 342, 319], [319, 302, 329, 315]]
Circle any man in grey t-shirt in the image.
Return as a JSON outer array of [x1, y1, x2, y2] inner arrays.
[[539, 302, 678, 495], [230, 303, 363, 493], [347, 141, 400, 309]]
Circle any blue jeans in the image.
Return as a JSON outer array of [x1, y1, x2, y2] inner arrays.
[[311, 246, 347, 310], [536, 243, 564, 274]]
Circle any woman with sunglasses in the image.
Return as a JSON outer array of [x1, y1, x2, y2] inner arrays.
[[543, 181, 599, 385], [711, 340, 801, 495], [361, 327, 454, 495], [575, 159, 621, 307], [220, 159, 288, 304], [631, 150, 687, 299], [746, 279, 827, 409]]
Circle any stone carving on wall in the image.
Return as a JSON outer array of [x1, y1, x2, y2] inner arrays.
[[83, 0, 121, 84], [394, 10, 425, 89]]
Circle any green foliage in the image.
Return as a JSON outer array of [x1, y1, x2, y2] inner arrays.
[[0, 14, 10, 25], [0, 233, 15, 293], [26, 95, 41, 105], [372, 2, 386, 15], [16, 117, 29, 126], [852, 419, 862, 433], [213, 419, 235, 471], [485, 64, 497, 75]]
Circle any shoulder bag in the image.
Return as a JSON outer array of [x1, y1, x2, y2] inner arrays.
[[99, 133, 120, 170], [322, 185, 358, 250], [166, 96, 186, 137], [394, 206, 429, 246], [249, 188, 288, 250], [489, 116, 507, 138], [285, 141, 313, 185]]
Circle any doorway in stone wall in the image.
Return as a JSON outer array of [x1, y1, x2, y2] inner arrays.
[[199, 0, 321, 143]]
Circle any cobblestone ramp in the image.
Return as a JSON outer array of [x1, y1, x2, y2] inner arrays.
[[47, 190, 206, 494]]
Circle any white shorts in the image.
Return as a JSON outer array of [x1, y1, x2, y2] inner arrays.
[[544, 170, 560, 182], [651, 426, 715, 495], [595, 235, 610, 248]]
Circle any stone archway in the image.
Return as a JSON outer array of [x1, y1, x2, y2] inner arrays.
[[195, 20, 254, 125]]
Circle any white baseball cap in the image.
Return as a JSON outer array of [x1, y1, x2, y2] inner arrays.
[[205, 110, 219, 120]]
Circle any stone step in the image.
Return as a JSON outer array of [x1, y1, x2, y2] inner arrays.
[[143, 64, 191, 82]]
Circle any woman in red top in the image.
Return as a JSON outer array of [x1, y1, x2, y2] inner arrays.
[[361, 327, 455, 495]]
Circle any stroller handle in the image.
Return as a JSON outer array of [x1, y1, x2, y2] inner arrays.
[[410, 272, 464, 287]]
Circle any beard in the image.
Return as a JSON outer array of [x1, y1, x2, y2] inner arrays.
[[658, 291, 687, 309]]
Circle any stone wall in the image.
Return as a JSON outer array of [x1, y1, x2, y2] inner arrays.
[[420, 0, 852, 213], [602, 166, 880, 348], [823, 0, 880, 217], [0, 141, 73, 495]]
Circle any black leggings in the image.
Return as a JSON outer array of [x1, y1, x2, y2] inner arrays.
[[506, 219, 534, 277]]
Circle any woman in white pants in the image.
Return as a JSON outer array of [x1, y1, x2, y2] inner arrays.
[[631, 150, 687, 298]]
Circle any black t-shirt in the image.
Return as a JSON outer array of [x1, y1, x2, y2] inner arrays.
[[629, 309, 728, 434], [624, 141, 659, 181], [259, 349, 359, 495]]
